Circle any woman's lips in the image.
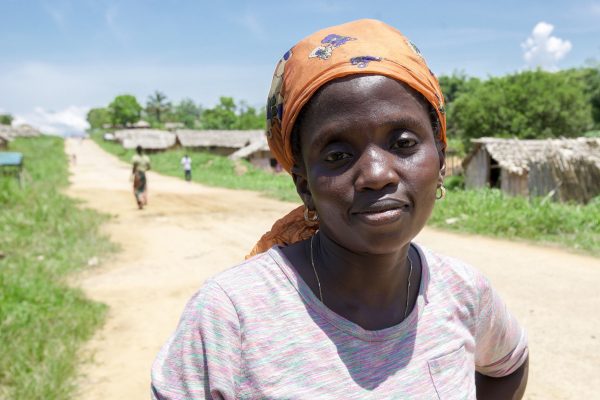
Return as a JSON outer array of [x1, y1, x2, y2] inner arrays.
[[352, 200, 410, 226]]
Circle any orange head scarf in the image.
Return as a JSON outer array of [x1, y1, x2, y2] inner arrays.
[[247, 19, 446, 258]]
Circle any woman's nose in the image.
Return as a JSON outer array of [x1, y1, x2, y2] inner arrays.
[[354, 146, 400, 191]]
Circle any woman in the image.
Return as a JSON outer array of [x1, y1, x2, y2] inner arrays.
[[152, 20, 528, 399], [132, 145, 151, 209]]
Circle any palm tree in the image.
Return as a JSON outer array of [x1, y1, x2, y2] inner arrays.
[[146, 91, 171, 123]]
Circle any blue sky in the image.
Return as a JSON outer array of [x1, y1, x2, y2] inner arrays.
[[1, 0, 599, 134]]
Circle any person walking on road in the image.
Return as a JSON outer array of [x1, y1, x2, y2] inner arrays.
[[180, 154, 192, 182], [131, 145, 151, 209]]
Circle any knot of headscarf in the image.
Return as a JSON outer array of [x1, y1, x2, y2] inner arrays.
[[247, 19, 446, 259]]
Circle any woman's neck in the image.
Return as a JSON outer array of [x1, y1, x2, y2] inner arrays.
[[312, 230, 414, 311]]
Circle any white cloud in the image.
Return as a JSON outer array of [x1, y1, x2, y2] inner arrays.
[[14, 106, 89, 136], [521, 22, 572, 70]]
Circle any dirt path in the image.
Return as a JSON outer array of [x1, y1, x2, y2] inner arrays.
[[66, 139, 599, 399]]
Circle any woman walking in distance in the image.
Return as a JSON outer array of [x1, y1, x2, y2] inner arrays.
[[131, 145, 150, 209], [152, 20, 528, 399]]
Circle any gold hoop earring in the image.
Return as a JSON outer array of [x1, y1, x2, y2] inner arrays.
[[436, 185, 446, 200], [303, 207, 319, 223]]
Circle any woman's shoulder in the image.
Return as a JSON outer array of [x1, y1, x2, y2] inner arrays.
[[198, 248, 290, 303], [415, 243, 488, 294]]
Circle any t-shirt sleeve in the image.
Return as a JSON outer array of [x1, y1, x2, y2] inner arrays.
[[474, 272, 528, 378], [151, 279, 242, 399]]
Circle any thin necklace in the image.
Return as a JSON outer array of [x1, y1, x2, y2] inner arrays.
[[309, 233, 414, 320]]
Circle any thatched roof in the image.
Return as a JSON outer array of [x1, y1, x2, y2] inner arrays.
[[114, 129, 176, 150], [0, 124, 41, 139], [229, 136, 270, 160], [176, 129, 265, 148], [132, 120, 151, 129], [463, 137, 600, 175], [165, 122, 185, 130]]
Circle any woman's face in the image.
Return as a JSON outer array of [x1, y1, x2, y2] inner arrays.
[[293, 75, 444, 255]]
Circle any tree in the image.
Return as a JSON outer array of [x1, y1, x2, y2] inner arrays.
[[146, 91, 171, 124], [449, 69, 594, 147], [174, 98, 201, 128], [200, 97, 238, 129], [86, 107, 111, 129], [559, 65, 600, 129], [438, 71, 481, 104], [235, 101, 266, 129], [0, 113, 13, 125], [109, 94, 142, 127]]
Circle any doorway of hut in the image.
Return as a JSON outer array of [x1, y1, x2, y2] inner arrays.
[[489, 157, 501, 188]]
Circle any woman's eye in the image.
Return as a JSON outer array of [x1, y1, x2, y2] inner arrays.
[[392, 137, 417, 149], [324, 152, 351, 162]]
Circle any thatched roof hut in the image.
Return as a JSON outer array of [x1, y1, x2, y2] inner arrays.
[[114, 129, 176, 151], [463, 137, 600, 203], [165, 122, 185, 131], [0, 124, 41, 139], [131, 120, 151, 129], [229, 135, 276, 170], [175, 130, 265, 156]]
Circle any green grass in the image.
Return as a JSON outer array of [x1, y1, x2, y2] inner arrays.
[[0, 136, 116, 399], [430, 188, 600, 255], [91, 131, 298, 202]]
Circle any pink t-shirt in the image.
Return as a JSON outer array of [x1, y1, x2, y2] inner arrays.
[[151, 244, 528, 399]]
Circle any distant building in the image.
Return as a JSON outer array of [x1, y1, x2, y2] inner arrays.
[[114, 129, 176, 151], [0, 124, 41, 139], [229, 135, 276, 170], [176, 129, 277, 170], [131, 120, 151, 129], [462, 137, 600, 203], [164, 122, 185, 131], [175, 129, 264, 156]]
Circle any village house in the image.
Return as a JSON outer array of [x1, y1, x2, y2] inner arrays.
[[0, 124, 41, 139], [462, 137, 600, 203], [164, 122, 185, 131], [114, 129, 177, 151], [176, 129, 276, 170]]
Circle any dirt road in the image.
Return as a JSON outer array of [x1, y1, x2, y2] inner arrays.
[[67, 139, 599, 399]]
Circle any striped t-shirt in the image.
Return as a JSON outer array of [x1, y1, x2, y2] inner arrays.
[[151, 244, 528, 399]]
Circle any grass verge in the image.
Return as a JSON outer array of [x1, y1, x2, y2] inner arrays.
[[430, 188, 600, 256], [0, 136, 116, 399]]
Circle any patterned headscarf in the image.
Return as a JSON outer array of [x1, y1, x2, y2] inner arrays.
[[247, 19, 446, 258]]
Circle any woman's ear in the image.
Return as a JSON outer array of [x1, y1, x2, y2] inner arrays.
[[438, 149, 447, 186], [291, 164, 313, 209]]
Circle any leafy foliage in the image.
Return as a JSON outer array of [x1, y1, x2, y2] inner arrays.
[[0, 113, 13, 126], [448, 69, 593, 147], [86, 107, 111, 129], [200, 97, 265, 130], [438, 71, 481, 104], [108, 94, 142, 127], [558, 65, 600, 129], [173, 98, 202, 128], [146, 90, 172, 124]]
